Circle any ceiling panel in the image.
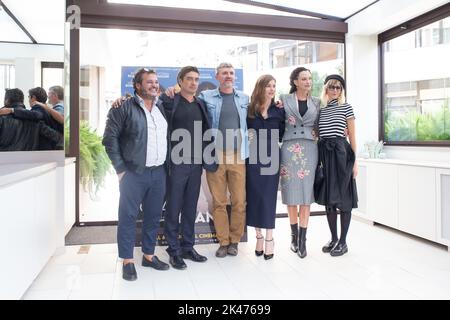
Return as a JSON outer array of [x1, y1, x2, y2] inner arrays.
[[253, 0, 378, 19], [0, 5, 32, 43], [1, 0, 65, 44], [108, 0, 378, 19], [108, 0, 311, 17]]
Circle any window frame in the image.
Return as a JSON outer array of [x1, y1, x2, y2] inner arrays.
[[41, 61, 64, 88], [378, 2, 450, 146], [68, 0, 348, 225]]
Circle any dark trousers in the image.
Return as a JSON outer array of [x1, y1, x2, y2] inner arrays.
[[118, 165, 166, 259], [164, 164, 203, 256]]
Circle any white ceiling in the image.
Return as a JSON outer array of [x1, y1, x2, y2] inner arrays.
[[0, 0, 379, 44], [0, 0, 65, 45], [108, 0, 379, 19], [108, 0, 306, 17], [251, 0, 378, 19]]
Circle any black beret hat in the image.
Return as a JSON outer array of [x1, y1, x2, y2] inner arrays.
[[324, 74, 346, 90]]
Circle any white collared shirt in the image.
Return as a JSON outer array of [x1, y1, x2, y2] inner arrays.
[[136, 95, 167, 167]]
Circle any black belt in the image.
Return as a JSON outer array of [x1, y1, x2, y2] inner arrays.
[[144, 164, 164, 170]]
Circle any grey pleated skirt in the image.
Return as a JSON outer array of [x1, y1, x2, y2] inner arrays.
[[280, 138, 318, 205]]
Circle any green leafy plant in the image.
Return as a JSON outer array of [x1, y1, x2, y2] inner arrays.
[[385, 100, 450, 142], [65, 120, 111, 194], [311, 71, 326, 98]]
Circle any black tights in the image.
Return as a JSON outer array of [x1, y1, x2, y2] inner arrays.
[[325, 206, 351, 245]]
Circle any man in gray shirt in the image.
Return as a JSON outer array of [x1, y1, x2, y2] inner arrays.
[[198, 63, 249, 258]]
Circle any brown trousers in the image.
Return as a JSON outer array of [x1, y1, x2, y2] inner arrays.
[[206, 151, 246, 246]]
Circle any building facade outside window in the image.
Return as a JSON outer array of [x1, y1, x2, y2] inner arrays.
[[0, 64, 15, 104]]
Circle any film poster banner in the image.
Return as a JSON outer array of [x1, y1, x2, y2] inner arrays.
[[121, 66, 244, 96]]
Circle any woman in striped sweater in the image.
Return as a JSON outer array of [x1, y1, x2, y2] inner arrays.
[[316, 74, 358, 257]]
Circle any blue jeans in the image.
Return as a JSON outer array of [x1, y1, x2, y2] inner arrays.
[[117, 165, 166, 259]]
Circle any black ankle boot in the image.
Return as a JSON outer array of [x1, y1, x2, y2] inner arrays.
[[297, 227, 307, 258], [290, 223, 298, 253]]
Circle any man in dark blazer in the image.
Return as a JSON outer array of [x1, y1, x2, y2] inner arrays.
[[103, 68, 170, 281], [161, 66, 217, 270]]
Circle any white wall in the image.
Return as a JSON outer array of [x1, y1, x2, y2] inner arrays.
[[14, 58, 41, 99], [346, 0, 450, 161], [345, 34, 379, 149], [0, 43, 64, 61]]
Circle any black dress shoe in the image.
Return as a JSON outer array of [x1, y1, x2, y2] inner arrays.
[[290, 233, 298, 253], [297, 227, 307, 259], [182, 249, 207, 262], [330, 243, 348, 257], [169, 255, 187, 270], [142, 255, 170, 270], [322, 240, 338, 253], [122, 263, 137, 281]]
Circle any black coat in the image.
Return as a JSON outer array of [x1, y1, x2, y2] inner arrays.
[[13, 104, 63, 150], [159, 93, 218, 173], [102, 96, 169, 174], [0, 105, 63, 151]]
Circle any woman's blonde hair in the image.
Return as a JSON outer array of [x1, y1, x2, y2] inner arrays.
[[320, 79, 346, 106], [248, 74, 276, 118]]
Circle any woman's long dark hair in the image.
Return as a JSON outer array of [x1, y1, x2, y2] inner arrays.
[[289, 67, 311, 94], [248, 74, 276, 119]]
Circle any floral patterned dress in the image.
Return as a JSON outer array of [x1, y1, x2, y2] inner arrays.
[[280, 94, 320, 205]]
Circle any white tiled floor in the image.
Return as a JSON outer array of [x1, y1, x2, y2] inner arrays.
[[22, 216, 450, 300]]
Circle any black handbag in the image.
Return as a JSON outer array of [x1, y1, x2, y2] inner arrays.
[[314, 160, 326, 205]]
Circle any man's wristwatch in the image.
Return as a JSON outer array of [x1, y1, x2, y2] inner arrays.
[[10, 108, 14, 114]]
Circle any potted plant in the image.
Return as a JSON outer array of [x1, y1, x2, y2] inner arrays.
[[65, 120, 111, 196]]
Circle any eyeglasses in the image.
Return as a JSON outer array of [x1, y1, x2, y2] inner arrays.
[[327, 85, 342, 91]]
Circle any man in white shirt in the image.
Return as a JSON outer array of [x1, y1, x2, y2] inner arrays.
[[103, 68, 170, 281]]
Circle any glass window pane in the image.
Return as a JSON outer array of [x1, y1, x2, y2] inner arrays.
[[79, 27, 343, 222], [383, 16, 450, 143], [0, 64, 15, 104], [0, 7, 32, 43], [42, 67, 64, 92], [1, 0, 64, 44]]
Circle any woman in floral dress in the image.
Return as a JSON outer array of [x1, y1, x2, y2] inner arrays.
[[280, 67, 320, 259]]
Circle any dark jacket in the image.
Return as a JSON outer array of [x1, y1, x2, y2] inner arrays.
[[102, 95, 169, 174], [13, 104, 64, 150], [159, 93, 218, 173], [0, 105, 63, 151]]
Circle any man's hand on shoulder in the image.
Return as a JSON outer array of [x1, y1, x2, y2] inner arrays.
[[111, 96, 129, 109], [0, 108, 13, 116]]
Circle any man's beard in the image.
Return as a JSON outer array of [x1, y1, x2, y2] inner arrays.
[[221, 82, 234, 88], [139, 88, 157, 100]]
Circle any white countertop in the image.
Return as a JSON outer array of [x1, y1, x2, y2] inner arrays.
[[358, 158, 450, 169], [0, 162, 58, 187]]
